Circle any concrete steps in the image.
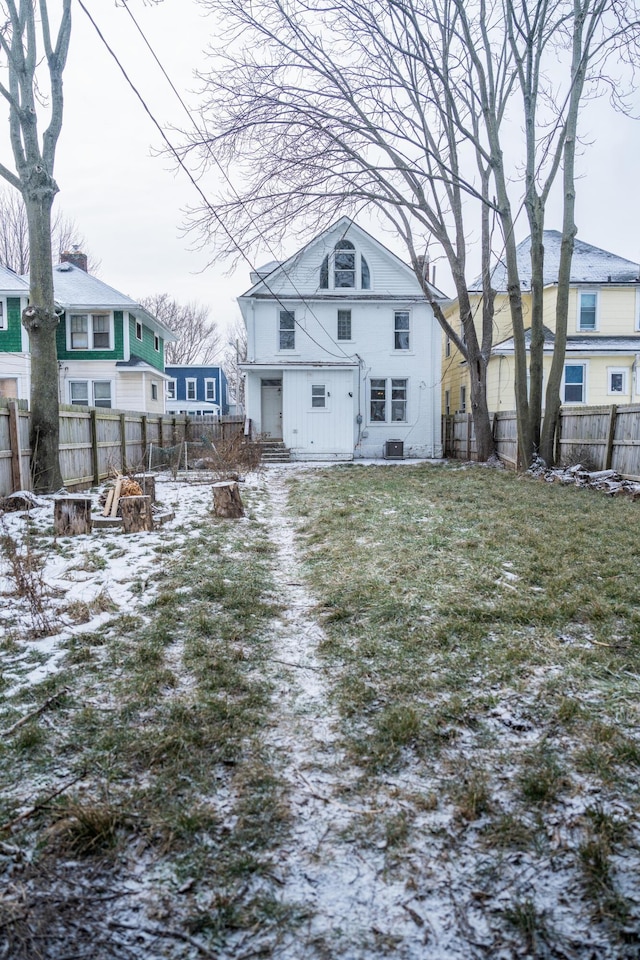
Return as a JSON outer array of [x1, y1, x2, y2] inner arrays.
[[259, 440, 291, 463]]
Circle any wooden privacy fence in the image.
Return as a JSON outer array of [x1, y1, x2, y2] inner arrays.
[[0, 399, 246, 495], [443, 404, 640, 478]]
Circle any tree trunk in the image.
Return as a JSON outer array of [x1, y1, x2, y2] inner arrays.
[[212, 480, 244, 518], [120, 495, 154, 533], [54, 497, 92, 536], [22, 176, 62, 492]]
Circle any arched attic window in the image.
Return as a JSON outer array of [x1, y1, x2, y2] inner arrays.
[[319, 241, 371, 290]]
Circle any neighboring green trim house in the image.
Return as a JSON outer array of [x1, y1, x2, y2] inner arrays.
[[0, 252, 177, 411]]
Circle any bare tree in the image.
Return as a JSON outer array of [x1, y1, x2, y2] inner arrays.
[[0, 187, 100, 275], [222, 316, 247, 412], [139, 293, 221, 364], [191, 0, 640, 467], [187, 0, 513, 460], [0, 0, 72, 491]]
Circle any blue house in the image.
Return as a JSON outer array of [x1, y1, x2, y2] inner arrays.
[[165, 364, 230, 416]]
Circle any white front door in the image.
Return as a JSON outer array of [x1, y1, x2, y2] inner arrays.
[[261, 380, 283, 438]]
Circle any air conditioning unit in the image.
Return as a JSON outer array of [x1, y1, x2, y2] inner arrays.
[[385, 439, 404, 460]]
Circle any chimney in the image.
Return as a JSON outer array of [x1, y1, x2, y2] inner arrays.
[[60, 246, 88, 272]]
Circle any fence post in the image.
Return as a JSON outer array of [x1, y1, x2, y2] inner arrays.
[[141, 415, 148, 467], [8, 400, 23, 492], [120, 413, 127, 472], [158, 416, 164, 449], [604, 404, 617, 470], [467, 413, 472, 460], [90, 409, 100, 485], [172, 416, 178, 445]]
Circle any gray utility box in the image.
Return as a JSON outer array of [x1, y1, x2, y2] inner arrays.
[[385, 439, 404, 460]]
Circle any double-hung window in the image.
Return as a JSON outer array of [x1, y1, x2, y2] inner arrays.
[[319, 243, 371, 290], [608, 367, 627, 395], [394, 311, 410, 350], [337, 309, 352, 341], [369, 378, 408, 422], [69, 380, 112, 408], [0, 300, 5, 330], [279, 310, 295, 350], [334, 240, 356, 288], [205, 379, 216, 402], [167, 380, 176, 400], [578, 292, 597, 331], [311, 384, 326, 408], [186, 378, 197, 401], [69, 313, 111, 350], [563, 363, 586, 403]]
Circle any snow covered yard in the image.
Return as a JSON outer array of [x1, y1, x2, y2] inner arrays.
[[0, 462, 639, 959]]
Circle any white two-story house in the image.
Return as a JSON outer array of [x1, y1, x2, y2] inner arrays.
[[238, 218, 445, 460]]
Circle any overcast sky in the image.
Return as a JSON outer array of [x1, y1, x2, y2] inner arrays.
[[2, 0, 640, 346]]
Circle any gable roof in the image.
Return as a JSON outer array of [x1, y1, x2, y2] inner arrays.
[[476, 231, 640, 292], [45, 262, 176, 340], [0, 263, 29, 296], [240, 216, 448, 300]]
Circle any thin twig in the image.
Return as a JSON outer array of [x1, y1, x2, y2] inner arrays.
[[0, 770, 86, 833], [2, 688, 67, 738], [107, 920, 218, 959]]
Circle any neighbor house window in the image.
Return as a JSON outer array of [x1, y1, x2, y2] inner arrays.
[[69, 381, 89, 405], [445, 337, 451, 358], [279, 310, 295, 350], [361, 256, 371, 290], [186, 378, 197, 401], [151, 382, 158, 401], [93, 381, 112, 408], [394, 311, 410, 350], [135, 319, 143, 341], [69, 380, 111, 407], [69, 313, 111, 350], [205, 379, 216, 401], [154, 333, 160, 351], [460, 385, 467, 413], [311, 384, 326, 408], [369, 378, 408, 422], [608, 367, 627, 395], [578, 291, 597, 331], [166, 379, 176, 400], [563, 363, 586, 403], [445, 389, 450, 415], [337, 309, 352, 341], [0, 301, 5, 330]]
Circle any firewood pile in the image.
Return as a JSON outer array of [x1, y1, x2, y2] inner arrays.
[[99, 475, 144, 517], [527, 459, 640, 498]]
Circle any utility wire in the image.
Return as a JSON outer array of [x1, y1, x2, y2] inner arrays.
[[79, 0, 361, 364]]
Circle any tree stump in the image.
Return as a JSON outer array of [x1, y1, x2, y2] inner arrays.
[[133, 474, 156, 503], [212, 481, 244, 518], [54, 498, 93, 536], [120, 495, 154, 533]]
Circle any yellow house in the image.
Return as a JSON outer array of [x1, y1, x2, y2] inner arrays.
[[442, 231, 640, 415]]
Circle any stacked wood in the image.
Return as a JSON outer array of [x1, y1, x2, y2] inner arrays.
[[212, 480, 245, 518], [528, 461, 640, 499], [120, 496, 154, 532], [100, 475, 143, 518], [54, 498, 93, 536]]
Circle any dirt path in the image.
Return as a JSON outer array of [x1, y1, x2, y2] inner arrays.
[[256, 470, 430, 960]]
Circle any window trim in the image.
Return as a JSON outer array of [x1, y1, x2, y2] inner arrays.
[[68, 378, 113, 408], [204, 378, 216, 402], [135, 319, 143, 342], [154, 333, 160, 351], [311, 383, 328, 410], [278, 309, 296, 351], [562, 361, 588, 404], [166, 379, 177, 400], [185, 378, 197, 401], [67, 311, 113, 352], [368, 376, 408, 424], [394, 310, 410, 351], [319, 247, 372, 291], [577, 289, 599, 332], [459, 384, 467, 413], [607, 366, 628, 396], [151, 381, 158, 402]]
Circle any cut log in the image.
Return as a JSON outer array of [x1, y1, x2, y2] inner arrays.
[[54, 498, 93, 536], [120, 496, 153, 533], [133, 474, 156, 503], [212, 480, 245, 518]]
